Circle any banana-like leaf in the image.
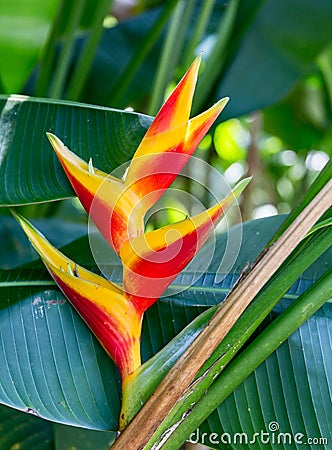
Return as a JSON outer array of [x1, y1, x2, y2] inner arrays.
[[0, 96, 152, 206], [0, 214, 331, 437]]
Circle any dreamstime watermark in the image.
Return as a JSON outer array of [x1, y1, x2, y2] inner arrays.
[[188, 421, 329, 447]]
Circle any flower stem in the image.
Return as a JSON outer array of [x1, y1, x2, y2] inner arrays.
[[111, 177, 332, 449], [162, 268, 332, 449]]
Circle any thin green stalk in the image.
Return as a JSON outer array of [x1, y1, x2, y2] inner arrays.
[[49, 0, 85, 99], [183, 0, 216, 68], [141, 226, 332, 449], [148, 0, 196, 115], [197, 226, 332, 377], [107, 0, 178, 106], [34, 0, 67, 97], [168, 0, 197, 76], [0, 74, 5, 94], [65, 0, 114, 101], [317, 46, 332, 109], [193, 0, 239, 114], [162, 268, 332, 449]]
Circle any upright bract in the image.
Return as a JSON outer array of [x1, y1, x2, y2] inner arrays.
[[46, 57, 229, 252], [16, 57, 251, 430]]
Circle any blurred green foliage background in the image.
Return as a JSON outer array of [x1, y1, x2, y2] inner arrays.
[[0, 0, 331, 223]]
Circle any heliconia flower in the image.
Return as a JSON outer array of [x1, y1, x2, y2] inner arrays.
[[12, 212, 143, 382], [46, 56, 229, 253], [16, 58, 252, 431], [121, 177, 251, 312]]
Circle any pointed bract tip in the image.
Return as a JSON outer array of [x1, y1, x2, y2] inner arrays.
[[11, 209, 28, 228], [217, 96, 230, 109], [46, 131, 59, 145], [191, 53, 202, 70], [235, 176, 252, 193], [226, 176, 252, 203], [11, 210, 44, 251], [46, 132, 63, 151]]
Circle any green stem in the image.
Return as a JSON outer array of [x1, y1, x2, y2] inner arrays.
[[148, 0, 196, 115], [0, 74, 5, 94], [65, 0, 114, 101], [193, 0, 239, 114], [183, 0, 216, 68], [113, 175, 331, 449], [163, 268, 332, 449], [197, 225, 332, 377], [142, 227, 332, 449], [317, 46, 332, 110], [107, 0, 178, 106], [34, 0, 67, 97], [49, 0, 85, 99], [120, 225, 332, 438]]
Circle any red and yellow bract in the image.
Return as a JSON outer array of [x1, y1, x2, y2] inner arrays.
[[46, 57, 229, 253], [16, 57, 250, 427]]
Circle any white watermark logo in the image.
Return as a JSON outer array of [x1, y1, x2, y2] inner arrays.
[[188, 422, 328, 446]]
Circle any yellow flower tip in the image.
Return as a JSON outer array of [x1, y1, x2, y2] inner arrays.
[[46, 131, 60, 147], [183, 96, 229, 154], [11, 210, 44, 251], [190, 53, 202, 76], [213, 176, 252, 211], [46, 132, 67, 158], [14, 213, 142, 380], [233, 176, 252, 196], [218, 96, 230, 110], [46, 132, 83, 171]]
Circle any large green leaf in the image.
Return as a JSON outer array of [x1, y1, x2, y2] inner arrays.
[[0, 96, 152, 206], [0, 0, 59, 93], [0, 214, 331, 436]]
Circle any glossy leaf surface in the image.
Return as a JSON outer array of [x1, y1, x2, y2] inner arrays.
[[0, 215, 331, 436], [0, 96, 152, 206]]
